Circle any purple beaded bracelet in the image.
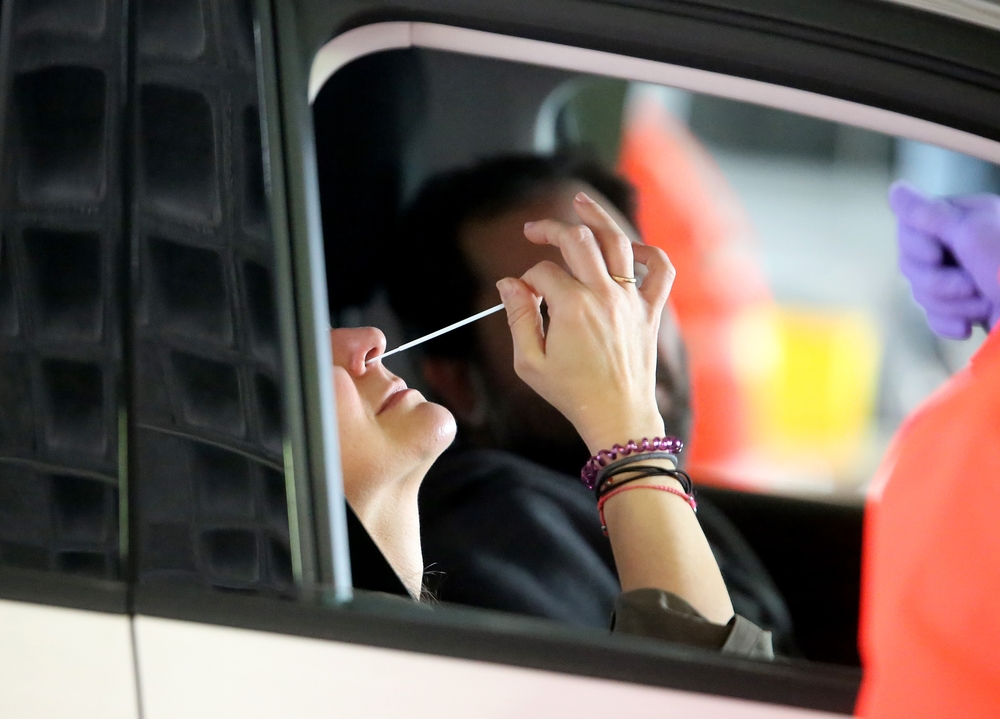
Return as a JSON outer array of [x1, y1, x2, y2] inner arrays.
[[580, 436, 683, 489]]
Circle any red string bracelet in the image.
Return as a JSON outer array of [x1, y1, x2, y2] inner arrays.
[[597, 483, 697, 536]]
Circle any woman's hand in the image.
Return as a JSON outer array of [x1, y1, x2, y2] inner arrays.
[[497, 193, 734, 624], [495, 192, 676, 455]]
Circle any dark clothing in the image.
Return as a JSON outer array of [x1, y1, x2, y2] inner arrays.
[[419, 448, 793, 653], [614, 588, 773, 660]]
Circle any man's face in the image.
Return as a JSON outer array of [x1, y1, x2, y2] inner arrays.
[[449, 181, 691, 466]]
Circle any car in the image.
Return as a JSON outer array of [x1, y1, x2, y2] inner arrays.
[[2, 1, 999, 717]]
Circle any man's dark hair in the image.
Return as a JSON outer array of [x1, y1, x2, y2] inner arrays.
[[387, 153, 637, 358]]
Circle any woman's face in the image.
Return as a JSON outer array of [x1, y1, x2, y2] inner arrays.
[[331, 327, 456, 503]]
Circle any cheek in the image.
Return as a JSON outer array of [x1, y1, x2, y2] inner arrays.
[[333, 372, 373, 475], [333, 372, 363, 430]]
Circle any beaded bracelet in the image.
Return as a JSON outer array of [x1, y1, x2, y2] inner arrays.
[[596, 466, 694, 499], [597, 483, 698, 535], [580, 436, 683, 489]]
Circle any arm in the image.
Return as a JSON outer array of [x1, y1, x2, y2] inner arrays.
[[495, 192, 733, 625], [601, 464, 733, 624]]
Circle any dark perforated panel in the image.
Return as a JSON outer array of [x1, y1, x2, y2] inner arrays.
[[131, 0, 290, 593], [0, 0, 123, 579]]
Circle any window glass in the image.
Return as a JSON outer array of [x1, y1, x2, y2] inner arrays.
[[0, 0, 125, 584], [129, 0, 293, 596]]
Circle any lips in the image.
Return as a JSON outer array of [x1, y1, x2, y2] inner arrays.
[[377, 380, 411, 415]]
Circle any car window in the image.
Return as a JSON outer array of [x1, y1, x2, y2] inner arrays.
[[310, 35, 997, 672]]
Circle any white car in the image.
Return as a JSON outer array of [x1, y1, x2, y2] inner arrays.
[[2, 0, 998, 716]]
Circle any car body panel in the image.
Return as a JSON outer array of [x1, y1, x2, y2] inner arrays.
[[0, 598, 138, 719], [135, 614, 842, 719]]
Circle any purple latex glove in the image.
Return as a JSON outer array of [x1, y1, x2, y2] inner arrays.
[[888, 181, 1000, 339]]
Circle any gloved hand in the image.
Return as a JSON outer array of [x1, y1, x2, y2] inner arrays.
[[889, 181, 1000, 339]]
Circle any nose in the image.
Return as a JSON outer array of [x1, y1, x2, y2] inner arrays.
[[330, 327, 386, 376]]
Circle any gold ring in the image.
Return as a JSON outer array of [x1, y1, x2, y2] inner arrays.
[[610, 274, 637, 284]]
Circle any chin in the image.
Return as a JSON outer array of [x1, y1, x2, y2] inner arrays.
[[413, 400, 458, 457], [384, 393, 457, 465]]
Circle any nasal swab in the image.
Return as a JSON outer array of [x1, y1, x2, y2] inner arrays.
[[366, 303, 506, 364]]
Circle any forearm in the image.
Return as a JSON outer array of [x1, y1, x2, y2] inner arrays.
[[600, 458, 734, 625]]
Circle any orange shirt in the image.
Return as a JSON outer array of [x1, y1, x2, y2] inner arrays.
[[858, 322, 1000, 717]]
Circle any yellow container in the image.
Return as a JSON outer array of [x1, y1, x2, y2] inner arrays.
[[732, 304, 882, 479]]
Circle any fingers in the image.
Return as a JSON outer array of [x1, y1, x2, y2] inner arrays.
[[901, 257, 990, 338], [889, 180, 962, 238], [496, 277, 545, 372], [917, 294, 992, 319], [522, 194, 641, 288], [519, 258, 579, 303], [926, 313, 974, 340], [632, 243, 675, 310], [573, 192, 636, 280], [888, 181, 929, 220], [900, 256, 980, 300], [523, 219, 610, 287], [898, 225, 946, 265]]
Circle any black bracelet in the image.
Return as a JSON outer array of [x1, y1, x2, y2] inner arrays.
[[595, 466, 694, 500], [596, 464, 693, 495]]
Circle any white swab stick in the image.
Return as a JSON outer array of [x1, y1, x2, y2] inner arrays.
[[366, 303, 506, 364]]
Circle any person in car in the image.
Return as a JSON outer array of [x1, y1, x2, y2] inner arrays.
[[385, 155, 794, 650], [856, 182, 1000, 717], [334, 190, 772, 657]]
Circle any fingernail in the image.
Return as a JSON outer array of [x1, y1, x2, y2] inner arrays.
[[496, 279, 513, 300], [575, 191, 594, 204], [523, 221, 535, 231]]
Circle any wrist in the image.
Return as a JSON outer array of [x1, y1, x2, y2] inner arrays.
[[602, 470, 684, 494], [582, 416, 666, 457], [584, 421, 664, 454]]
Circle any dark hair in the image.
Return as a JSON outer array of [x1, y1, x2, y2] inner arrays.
[[386, 153, 637, 358]]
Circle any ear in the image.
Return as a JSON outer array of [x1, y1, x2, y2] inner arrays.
[[421, 357, 486, 425]]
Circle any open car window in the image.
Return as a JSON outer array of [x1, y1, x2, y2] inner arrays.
[[315, 36, 995, 502], [305, 20, 1000, 680]]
